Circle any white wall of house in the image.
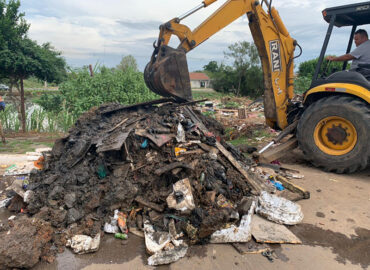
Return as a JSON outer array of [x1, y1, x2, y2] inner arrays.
[[190, 80, 210, 88]]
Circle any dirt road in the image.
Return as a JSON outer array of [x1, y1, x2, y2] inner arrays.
[[28, 150, 369, 270]]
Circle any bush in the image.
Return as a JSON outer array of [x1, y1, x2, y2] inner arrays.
[[298, 57, 344, 78], [35, 94, 64, 113], [294, 76, 312, 94], [37, 67, 158, 119]]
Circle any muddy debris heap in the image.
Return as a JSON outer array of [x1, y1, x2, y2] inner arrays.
[[0, 100, 304, 268]]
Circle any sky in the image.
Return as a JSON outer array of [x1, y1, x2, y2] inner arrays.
[[19, 0, 369, 72]]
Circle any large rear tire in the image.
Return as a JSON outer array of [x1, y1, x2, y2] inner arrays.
[[297, 96, 370, 173]]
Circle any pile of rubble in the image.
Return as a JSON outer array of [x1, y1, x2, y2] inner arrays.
[[0, 100, 305, 268]]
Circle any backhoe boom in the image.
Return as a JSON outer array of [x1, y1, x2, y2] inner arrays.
[[145, 0, 297, 129]]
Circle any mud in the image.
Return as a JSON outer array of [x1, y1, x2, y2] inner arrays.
[[290, 223, 370, 269], [0, 216, 54, 269]]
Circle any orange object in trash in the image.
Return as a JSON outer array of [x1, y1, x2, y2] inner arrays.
[[34, 156, 45, 169], [117, 212, 128, 234], [175, 147, 187, 157]]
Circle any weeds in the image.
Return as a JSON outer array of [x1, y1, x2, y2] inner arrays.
[[202, 110, 216, 118], [0, 104, 76, 133], [192, 91, 234, 100]]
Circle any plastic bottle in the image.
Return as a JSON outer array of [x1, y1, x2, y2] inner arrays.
[[114, 233, 128, 240], [176, 123, 186, 143]]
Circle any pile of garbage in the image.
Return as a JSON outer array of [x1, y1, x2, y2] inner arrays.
[[0, 100, 305, 268]]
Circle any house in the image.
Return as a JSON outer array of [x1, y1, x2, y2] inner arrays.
[[189, 72, 211, 89]]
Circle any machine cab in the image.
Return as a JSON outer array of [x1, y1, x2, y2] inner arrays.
[[308, 2, 370, 98]]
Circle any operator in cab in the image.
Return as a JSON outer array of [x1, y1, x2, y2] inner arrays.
[[326, 29, 370, 80]]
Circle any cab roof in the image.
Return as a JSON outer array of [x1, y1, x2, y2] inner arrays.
[[323, 1, 370, 27]]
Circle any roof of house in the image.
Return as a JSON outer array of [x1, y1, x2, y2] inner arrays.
[[189, 72, 210, 81]]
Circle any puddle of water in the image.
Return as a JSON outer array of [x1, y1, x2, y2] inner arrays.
[[34, 234, 147, 270], [33, 234, 212, 270], [290, 223, 370, 269]]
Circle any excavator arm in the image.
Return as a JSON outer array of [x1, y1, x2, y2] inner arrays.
[[144, 0, 297, 130]]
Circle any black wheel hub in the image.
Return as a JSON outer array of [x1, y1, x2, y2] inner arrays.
[[326, 124, 348, 145]]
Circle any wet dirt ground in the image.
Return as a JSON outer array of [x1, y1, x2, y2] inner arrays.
[[1, 150, 369, 270]]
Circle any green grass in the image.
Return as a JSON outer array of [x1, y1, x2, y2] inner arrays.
[[23, 76, 58, 89], [0, 139, 54, 154], [252, 129, 273, 138], [228, 136, 250, 147], [201, 111, 216, 118], [221, 101, 241, 109], [227, 128, 274, 148], [23, 77, 44, 89], [192, 91, 234, 100]]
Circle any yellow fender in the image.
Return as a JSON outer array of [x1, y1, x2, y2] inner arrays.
[[304, 83, 370, 105]]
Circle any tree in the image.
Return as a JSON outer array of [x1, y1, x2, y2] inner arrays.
[[210, 64, 237, 93], [224, 41, 261, 96], [0, 0, 66, 132], [203, 61, 219, 73], [0, 0, 29, 49], [116, 55, 138, 72]]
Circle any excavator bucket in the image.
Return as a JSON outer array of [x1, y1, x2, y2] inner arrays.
[[144, 45, 193, 102]]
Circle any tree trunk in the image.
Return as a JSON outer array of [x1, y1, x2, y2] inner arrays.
[[89, 64, 94, 77], [0, 121, 5, 143], [20, 78, 26, 133], [237, 76, 241, 97]]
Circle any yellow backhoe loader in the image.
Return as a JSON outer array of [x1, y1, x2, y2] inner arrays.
[[144, 0, 370, 173]]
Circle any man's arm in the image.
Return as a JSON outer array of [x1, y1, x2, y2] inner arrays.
[[326, 54, 355, 62]]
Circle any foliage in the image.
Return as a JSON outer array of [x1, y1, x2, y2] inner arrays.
[[210, 64, 238, 93], [227, 136, 250, 147], [224, 41, 261, 96], [294, 56, 347, 94], [40, 66, 158, 118], [0, 103, 75, 133], [225, 41, 260, 69], [241, 66, 263, 98], [0, 0, 66, 83], [298, 57, 345, 78], [0, 0, 67, 131], [0, 104, 20, 131], [202, 41, 263, 98], [34, 94, 64, 113], [192, 90, 234, 100], [116, 55, 138, 72], [294, 76, 312, 94], [201, 111, 216, 118], [0, 0, 29, 51], [223, 101, 241, 109], [23, 76, 45, 88], [0, 38, 67, 83], [203, 61, 219, 74]]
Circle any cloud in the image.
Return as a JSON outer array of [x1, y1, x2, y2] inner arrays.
[[20, 0, 370, 71]]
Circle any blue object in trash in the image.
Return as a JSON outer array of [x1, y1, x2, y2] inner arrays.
[[270, 180, 285, 191], [141, 139, 148, 149], [0, 101, 5, 111]]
